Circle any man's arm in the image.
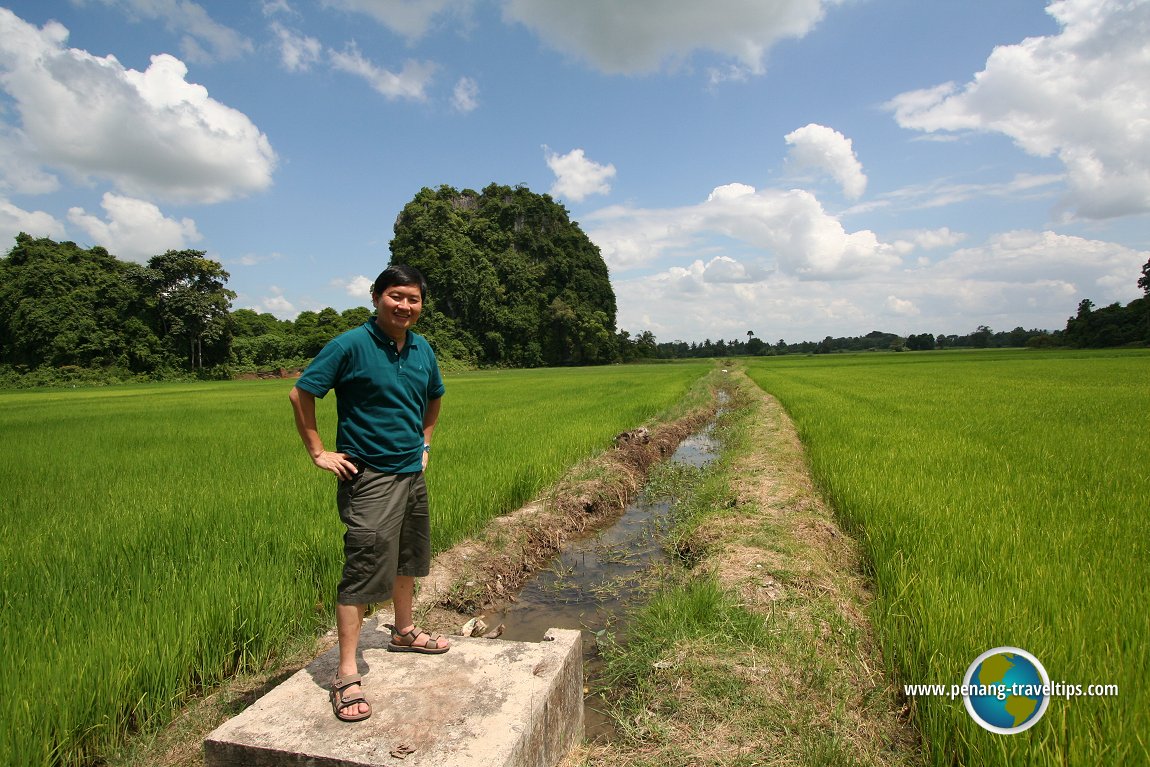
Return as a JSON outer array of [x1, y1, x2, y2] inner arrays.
[[421, 396, 441, 471], [289, 385, 358, 480]]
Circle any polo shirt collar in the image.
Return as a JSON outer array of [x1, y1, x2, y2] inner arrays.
[[365, 319, 416, 349]]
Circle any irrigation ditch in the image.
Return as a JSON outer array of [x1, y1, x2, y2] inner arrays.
[[489, 424, 721, 740]]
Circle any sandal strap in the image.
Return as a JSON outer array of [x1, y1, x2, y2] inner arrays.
[[385, 623, 444, 649], [384, 623, 410, 638], [333, 673, 362, 691], [330, 675, 370, 720], [336, 691, 366, 708]]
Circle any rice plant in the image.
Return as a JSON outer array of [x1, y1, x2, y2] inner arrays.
[[746, 349, 1149, 766]]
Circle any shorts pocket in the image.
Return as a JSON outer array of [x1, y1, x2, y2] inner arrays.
[[343, 529, 377, 579]]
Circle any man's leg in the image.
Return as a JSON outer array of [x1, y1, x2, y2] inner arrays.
[[388, 475, 448, 650], [335, 602, 369, 717], [390, 575, 449, 649]]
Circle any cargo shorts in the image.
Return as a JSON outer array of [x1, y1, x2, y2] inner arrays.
[[335, 466, 431, 605]]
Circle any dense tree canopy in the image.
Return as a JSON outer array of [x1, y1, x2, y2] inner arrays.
[[0, 234, 161, 371], [390, 184, 618, 367], [137, 249, 236, 370], [1063, 296, 1148, 348], [0, 236, 244, 373]]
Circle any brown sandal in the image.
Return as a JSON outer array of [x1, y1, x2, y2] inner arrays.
[[330, 673, 371, 722], [384, 623, 450, 654]]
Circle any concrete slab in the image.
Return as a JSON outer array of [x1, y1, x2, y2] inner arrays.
[[204, 622, 583, 767]]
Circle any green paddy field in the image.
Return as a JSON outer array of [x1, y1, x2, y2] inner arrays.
[[746, 349, 1147, 766], [1, 349, 1145, 766]]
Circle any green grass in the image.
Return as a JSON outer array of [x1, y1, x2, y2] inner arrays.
[[745, 349, 1149, 766], [0, 361, 711, 766], [600, 575, 774, 693]]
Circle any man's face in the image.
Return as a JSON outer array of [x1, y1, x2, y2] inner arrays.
[[372, 283, 423, 340]]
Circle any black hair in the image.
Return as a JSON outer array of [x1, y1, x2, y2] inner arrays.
[[371, 264, 428, 301]]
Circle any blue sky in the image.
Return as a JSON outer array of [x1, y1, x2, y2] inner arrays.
[[1, 0, 1147, 344]]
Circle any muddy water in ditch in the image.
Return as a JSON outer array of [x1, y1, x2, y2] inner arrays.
[[483, 424, 720, 740]]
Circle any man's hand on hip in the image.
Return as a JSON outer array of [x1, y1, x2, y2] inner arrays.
[[313, 450, 358, 480]]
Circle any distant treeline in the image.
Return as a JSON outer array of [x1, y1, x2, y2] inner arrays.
[[653, 259, 1149, 359], [0, 184, 634, 386], [652, 327, 1058, 358], [1, 210, 1147, 386]]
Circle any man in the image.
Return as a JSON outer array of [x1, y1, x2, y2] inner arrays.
[[289, 264, 449, 724]]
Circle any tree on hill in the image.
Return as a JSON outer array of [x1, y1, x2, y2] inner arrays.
[[390, 184, 618, 366]]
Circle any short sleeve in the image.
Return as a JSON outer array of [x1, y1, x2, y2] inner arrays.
[[427, 350, 445, 400], [295, 338, 347, 398]]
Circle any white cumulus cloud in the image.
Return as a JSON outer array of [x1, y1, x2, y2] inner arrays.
[[887, 0, 1150, 220], [545, 147, 616, 202], [502, 0, 842, 76], [912, 227, 966, 250], [934, 230, 1145, 296], [0, 198, 66, 246], [0, 9, 277, 204], [612, 228, 1146, 343], [891, 227, 968, 255], [784, 123, 867, 199], [885, 296, 919, 316], [702, 255, 756, 283], [343, 274, 376, 298], [588, 182, 900, 279], [0, 127, 59, 196], [453, 76, 480, 112], [321, 0, 471, 40], [253, 286, 296, 319], [330, 43, 437, 100], [68, 193, 201, 262]]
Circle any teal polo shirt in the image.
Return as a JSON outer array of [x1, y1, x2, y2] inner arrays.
[[295, 321, 445, 474]]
